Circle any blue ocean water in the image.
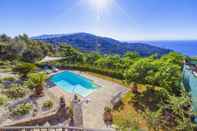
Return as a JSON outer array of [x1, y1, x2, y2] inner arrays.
[[146, 40, 197, 56], [50, 71, 97, 97]]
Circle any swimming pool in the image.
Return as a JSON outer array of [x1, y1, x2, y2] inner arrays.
[[50, 71, 97, 97]]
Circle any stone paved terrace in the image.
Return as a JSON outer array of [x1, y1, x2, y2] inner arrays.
[[49, 71, 128, 129]]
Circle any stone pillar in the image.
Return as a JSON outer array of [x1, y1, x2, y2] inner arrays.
[[71, 95, 83, 127], [57, 97, 67, 119]]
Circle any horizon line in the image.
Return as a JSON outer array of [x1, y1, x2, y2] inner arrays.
[[1, 32, 197, 42]]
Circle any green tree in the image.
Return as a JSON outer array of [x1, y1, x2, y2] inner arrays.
[[143, 108, 162, 131], [167, 89, 194, 130], [123, 52, 139, 62], [160, 52, 185, 66], [59, 44, 83, 64], [122, 52, 139, 70], [13, 63, 36, 78], [124, 56, 156, 84], [0, 34, 11, 42], [83, 52, 101, 65], [154, 62, 182, 94], [95, 55, 122, 70]]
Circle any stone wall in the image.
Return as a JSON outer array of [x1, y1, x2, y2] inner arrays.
[[4, 98, 70, 127]]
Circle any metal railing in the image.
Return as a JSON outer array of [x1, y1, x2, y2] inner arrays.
[[0, 126, 114, 131]]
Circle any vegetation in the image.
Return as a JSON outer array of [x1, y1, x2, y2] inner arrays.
[[42, 100, 53, 109], [26, 72, 47, 96], [12, 103, 32, 116], [0, 95, 8, 106], [0, 34, 54, 62], [2, 77, 16, 81], [0, 34, 194, 130], [143, 108, 162, 131], [13, 63, 36, 78], [113, 112, 141, 131], [103, 106, 113, 126], [5, 85, 27, 99], [33, 33, 171, 56]]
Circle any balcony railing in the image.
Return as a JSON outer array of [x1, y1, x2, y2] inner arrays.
[[0, 126, 114, 131]]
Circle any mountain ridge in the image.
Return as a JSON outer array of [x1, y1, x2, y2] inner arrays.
[[32, 33, 172, 56]]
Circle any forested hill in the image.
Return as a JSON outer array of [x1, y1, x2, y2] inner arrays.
[[33, 33, 172, 57]]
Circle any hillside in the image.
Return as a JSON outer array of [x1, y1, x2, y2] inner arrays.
[[33, 33, 171, 56]]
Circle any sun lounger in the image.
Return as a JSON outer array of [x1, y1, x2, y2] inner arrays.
[[111, 91, 123, 107], [110, 88, 128, 107]]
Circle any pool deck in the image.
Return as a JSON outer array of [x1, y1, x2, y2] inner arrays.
[[48, 70, 128, 129]]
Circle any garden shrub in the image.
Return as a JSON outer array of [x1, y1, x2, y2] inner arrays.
[[113, 112, 141, 131], [42, 100, 53, 109], [3, 77, 16, 81], [59, 65, 124, 80], [12, 103, 32, 116], [5, 85, 26, 99], [0, 61, 4, 65], [0, 95, 8, 106], [13, 63, 36, 77]]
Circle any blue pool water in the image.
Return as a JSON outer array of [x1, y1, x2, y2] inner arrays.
[[50, 71, 97, 97]]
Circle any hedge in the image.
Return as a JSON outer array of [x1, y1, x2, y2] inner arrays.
[[58, 64, 124, 80]]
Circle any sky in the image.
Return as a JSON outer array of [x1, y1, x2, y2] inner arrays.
[[0, 0, 197, 40]]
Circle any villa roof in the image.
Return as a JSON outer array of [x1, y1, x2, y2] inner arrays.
[[39, 56, 66, 63]]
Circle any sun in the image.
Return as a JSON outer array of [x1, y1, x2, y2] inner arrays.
[[87, 0, 113, 20], [89, 0, 111, 10]]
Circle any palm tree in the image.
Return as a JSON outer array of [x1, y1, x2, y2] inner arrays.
[[27, 72, 47, 97]]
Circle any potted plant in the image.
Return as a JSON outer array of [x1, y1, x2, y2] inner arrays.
[[42, 100, 53, 110], [103, 106, 113, 127]]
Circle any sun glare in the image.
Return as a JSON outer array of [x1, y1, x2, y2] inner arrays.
[[89, 0, 111, 10], [87, 0, 113, 20]]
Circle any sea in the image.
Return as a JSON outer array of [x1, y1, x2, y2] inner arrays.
[[144, 40, 197, 57]]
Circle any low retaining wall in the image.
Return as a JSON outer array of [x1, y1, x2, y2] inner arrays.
[[3, 102, 70, 127]]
